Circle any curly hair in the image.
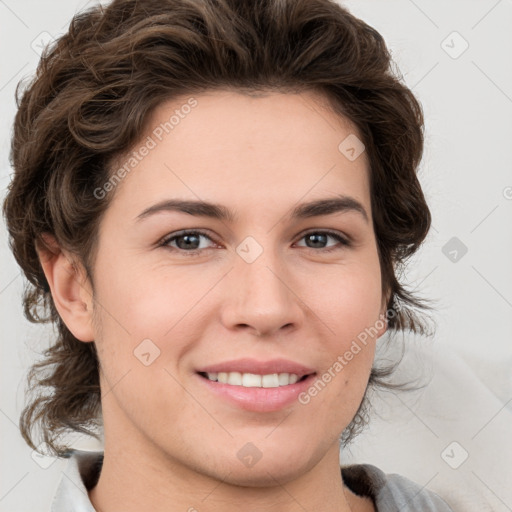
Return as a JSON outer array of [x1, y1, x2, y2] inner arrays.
[[3, 0, 431, 457]]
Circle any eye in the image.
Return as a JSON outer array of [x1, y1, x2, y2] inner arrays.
[[295, 230, 351, 252], [160, 230, 217, 254]]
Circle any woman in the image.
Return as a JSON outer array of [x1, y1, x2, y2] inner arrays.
[[3, 0, 453, 510]]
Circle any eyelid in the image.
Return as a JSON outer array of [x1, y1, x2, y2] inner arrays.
[[158, 229, 217, 249], [296, 228, 351, 246]]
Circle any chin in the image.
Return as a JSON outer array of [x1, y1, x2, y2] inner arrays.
[[214, 443, 320, 487], [216, 458, 312, 488]]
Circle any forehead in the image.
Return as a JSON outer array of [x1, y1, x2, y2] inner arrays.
[[106, 89, 371, 222]]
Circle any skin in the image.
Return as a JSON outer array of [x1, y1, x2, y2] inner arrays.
[[40, 90, 387, 512]]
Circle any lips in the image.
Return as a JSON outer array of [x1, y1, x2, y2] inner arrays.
[[196, 358, 316, 379], [196, 370, 317, 412]]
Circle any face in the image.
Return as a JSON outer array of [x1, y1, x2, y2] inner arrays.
[[84, 90, 386, 485]]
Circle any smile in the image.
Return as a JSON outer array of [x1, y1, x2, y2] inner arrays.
[[196, 371, 317, 412], [199, 371, 308, 387]]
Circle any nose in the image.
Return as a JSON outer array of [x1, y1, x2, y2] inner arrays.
[[220, 244, 304, 338]]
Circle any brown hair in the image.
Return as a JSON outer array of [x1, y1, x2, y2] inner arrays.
[[3, 0, 431, 457]]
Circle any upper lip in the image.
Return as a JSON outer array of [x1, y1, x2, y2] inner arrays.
[[196, 358, 316, 378]]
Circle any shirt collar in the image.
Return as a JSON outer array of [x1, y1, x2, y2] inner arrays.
[[50, 449, 103, 512]]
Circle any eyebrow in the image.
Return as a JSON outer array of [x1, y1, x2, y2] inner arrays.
[[136, 194, 369, 224]]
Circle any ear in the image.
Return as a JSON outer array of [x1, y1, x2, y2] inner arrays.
[[37, 233, 95, 342]]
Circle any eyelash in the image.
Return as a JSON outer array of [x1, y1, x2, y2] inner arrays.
[[158, 229, 351, 256]]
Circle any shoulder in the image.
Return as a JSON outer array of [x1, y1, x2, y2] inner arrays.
[[341, 463, 454, 512]]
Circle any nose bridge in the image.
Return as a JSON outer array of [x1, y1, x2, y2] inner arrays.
[[221, 236, 302, 336]]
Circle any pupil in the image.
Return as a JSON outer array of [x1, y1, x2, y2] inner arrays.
[[307, 233, 326, 248], [178, 234, 199, 250]]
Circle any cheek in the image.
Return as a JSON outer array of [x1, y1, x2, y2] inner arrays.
[[90, 265, 196, 421], [91, 259, 216, 386], [93, 255, 200, 335], [311, 260, 383, 337], [305, 261, 382, 386], [294, 270, 381, 438]]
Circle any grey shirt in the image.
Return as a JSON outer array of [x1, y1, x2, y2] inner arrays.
[[50, 450, 454, 511]]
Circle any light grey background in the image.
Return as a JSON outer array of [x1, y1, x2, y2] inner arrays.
[[1, 1, 511, 511]]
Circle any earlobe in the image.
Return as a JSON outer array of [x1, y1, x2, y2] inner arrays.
[[37, 234, 95, 342]]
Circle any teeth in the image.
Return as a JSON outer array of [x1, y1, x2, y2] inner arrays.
[[242, 373, 261, 387], [262, 374, 279, 388], [205, 372, 302, 387]]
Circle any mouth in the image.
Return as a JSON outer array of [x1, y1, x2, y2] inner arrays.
[[197, 371, 312, 388], [195, 370, 317, 412]]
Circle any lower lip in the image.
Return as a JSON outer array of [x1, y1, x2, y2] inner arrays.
[[196, 373, 317, 412]]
